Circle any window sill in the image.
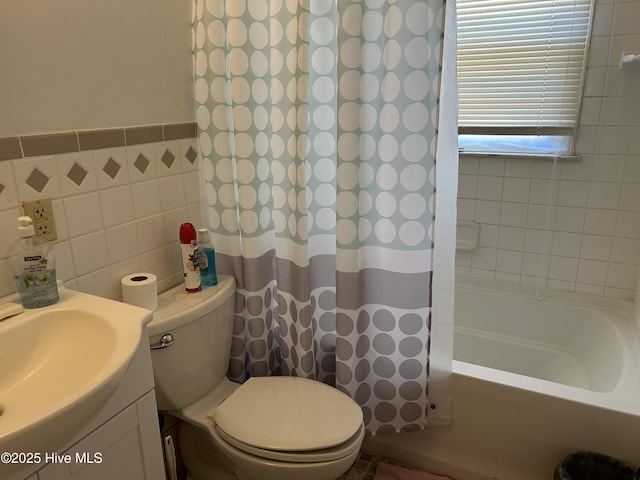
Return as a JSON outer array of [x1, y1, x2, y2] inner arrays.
[[459, 150, 580, 162]]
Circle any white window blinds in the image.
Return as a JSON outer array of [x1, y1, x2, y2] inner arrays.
[[457, 0, 593, 137]]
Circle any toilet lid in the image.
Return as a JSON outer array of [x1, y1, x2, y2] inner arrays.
[[212, 377, 363, 452]]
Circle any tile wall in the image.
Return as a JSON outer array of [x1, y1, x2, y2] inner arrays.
[[0, 123, 202, 299], [456, 0, 640, 300]]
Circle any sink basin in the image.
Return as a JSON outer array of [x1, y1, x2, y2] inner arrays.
[[0, 283, 152, 469]]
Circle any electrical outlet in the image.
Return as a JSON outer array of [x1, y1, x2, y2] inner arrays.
[[22, 196, 58, 241]]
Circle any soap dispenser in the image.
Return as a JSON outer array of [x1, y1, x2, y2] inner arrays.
[[8, 216, 59, 308]]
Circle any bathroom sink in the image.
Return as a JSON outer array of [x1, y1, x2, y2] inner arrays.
[[0, 284, 152, 469]]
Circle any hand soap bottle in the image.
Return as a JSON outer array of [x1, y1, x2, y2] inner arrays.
[[197, 228, 218, 286], [8, 216, 59, 308]]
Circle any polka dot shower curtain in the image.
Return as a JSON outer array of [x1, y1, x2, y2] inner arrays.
[[192, 0, 457, 434]]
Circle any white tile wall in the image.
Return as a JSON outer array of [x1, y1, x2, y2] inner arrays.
[[456, 0, 640, 301], [0, 139, 202, 299]]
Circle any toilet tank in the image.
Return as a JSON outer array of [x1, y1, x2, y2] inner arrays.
[[147, 275, 235, 411]]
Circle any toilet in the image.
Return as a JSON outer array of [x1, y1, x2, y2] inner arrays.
[[147, 275, 364, 480]]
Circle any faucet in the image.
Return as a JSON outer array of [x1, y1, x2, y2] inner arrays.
[[0, 303, 24, 322]]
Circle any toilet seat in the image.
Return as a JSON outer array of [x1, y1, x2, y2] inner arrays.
[[215, 423, 365, 463], [211, 376, 364, 463]]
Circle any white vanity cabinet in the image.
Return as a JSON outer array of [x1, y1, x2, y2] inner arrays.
[[10, 336, 166, 480], [36, 392, 163, 480]]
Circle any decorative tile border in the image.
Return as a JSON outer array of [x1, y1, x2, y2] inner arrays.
[[125, 125, 164, 146], [0, 122, 197, 161], [78, 128, 126, 151], [0, 137, 24, 161]]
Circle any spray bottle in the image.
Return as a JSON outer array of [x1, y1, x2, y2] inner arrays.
[[179, 222, 201, 292]]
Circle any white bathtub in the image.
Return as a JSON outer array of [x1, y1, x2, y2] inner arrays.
[[454, 280, 627, 393], [366, 277, 640, 480]]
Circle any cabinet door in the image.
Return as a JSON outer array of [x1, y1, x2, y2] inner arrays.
[[38, 392, 164, 480]]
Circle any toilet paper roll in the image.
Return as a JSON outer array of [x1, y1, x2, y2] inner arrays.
[[121, 273, 158, 311]]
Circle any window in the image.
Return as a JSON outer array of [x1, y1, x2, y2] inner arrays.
[[457, 0, 594, 157]]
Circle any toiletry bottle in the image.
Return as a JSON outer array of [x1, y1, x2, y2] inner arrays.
[[7, 216, 59, 308], [180, 222, 201, 292], [197, 228, 218, 286]]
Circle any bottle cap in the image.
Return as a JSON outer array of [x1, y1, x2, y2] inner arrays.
[[197, 228, 213, 245], [179, 223, 196, 244], [17, 216, 35, 238]]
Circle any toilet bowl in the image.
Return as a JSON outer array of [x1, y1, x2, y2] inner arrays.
[[147, 276, 364, 480]]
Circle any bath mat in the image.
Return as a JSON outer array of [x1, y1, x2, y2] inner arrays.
[[374, 462, 452, 480]]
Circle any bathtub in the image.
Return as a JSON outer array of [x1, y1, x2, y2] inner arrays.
[[365, 277, 640, 480]]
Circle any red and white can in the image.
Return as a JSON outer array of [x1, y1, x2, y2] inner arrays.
[[179, 222, 201, 292]]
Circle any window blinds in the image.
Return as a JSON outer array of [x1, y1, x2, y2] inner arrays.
[[457, 0, 593, 135]]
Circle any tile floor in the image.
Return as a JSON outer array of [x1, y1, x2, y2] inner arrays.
[[338, 451, 428, 480]]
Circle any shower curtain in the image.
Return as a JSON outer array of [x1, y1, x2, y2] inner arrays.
[[192, 0, 457, 435]]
